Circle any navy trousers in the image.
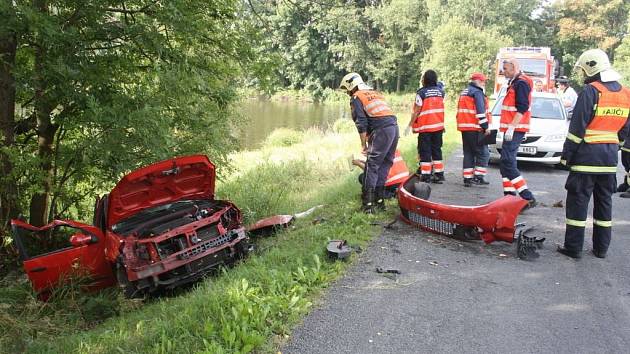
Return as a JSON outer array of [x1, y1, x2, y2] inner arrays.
[[365, 125, 399, 189], [499, 131, 534, 200], [564, 172, 616, 254]]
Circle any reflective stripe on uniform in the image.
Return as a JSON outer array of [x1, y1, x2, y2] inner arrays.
[[570, 165, 618, 173], [501, 105, 518, 112], [594, 219, 612, 227], [418, 108, 445, 116], [414, 122, 445, 131], [594, 106, 630, 118], [475, 113, 486, 118], [566, 133, 582, 144], [457, 108, 476, 114], [457, 123, 480, 129], [500, 123, 530, 130], [622, 147, 630, 152], [566, 218, 586, 227]]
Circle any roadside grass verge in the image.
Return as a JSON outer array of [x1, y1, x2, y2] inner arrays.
[[0, 102, 459, 353]]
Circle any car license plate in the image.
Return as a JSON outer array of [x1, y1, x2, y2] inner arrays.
[[518, 146, 537, 154]]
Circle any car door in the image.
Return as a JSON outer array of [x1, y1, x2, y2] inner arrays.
[[10, 219, 116, 296]]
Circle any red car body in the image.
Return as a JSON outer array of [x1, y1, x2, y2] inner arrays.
[[11, 155, 252, 297], [397, 175, 528, 244]]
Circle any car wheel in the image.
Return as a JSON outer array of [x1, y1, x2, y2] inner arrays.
[[116, 263, 144, 299]]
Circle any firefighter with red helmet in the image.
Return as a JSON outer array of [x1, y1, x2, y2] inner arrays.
[[406, 70, 446, 184], [340, 72, 399, 213], [456, 72, 492, 187], [499, 59, 537, 207], [557, 49, 630, 259]]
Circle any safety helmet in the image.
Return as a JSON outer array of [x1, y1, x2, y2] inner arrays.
[[575, 49, 621, 82], [339, 73, 371, 91]]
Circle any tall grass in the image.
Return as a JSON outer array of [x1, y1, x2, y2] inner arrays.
[[0, 101, 460, 353]]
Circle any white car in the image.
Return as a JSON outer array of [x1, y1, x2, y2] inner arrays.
[[489, 92, 569, 165]]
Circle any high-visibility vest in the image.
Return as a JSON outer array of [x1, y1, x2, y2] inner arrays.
[[500, 74, 533, 133], [582, 81, 630, 144], [352, 90, 394, 118], [456, 90, 491, 132], [385, 150, 409, 187], [412, 88, 445, 133]]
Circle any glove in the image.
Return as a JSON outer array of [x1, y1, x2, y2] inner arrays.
[[404, 125, 411, 136], [504, 126, 515, 142]]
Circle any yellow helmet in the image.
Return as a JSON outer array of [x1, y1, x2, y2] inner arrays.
[[339, 72, 371, 91], [575, 49, 621, 81]]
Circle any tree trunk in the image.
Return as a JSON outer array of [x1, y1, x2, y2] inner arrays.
[[29, 0, 57, 226], [0, 17, 19, 229], [396, 65, 401, 93]]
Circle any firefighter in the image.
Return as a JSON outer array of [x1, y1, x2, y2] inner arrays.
[[619, 138, 630, 198], [557, 49, 630, 259], [406, 70, 446, 183], [456, 72, 492, 187], [340, 72, 399, 213], [354, 149, 409, 199], [499, 59, 537, 207]]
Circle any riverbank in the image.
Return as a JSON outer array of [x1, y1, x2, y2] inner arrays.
[[1, 106, 459, 353]]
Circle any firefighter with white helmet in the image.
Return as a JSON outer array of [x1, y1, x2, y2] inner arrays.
[[558, 49, 630, 259], [340, 73, 399, 213]]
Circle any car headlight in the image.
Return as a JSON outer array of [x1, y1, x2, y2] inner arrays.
[[545, 134, 566, 142]]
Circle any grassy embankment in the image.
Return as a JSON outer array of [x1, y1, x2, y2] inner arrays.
[[0, 93, 459, 354]]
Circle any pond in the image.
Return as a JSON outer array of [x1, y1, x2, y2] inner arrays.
[[238, 99, 348, 149]]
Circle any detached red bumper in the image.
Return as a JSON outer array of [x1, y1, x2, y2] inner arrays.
[[397, 176, 528, 244]]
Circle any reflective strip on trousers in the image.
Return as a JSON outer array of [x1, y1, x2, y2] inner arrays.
[[566, 218, 586, 227], [570, 165, 618, 173], [502, 178, 515, 192], [594, 219, 612, 227]]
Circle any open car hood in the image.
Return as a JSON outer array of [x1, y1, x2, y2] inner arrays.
[[107, 155, 216, 228]]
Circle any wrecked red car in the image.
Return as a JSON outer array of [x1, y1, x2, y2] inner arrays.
[[11, 155, 252, 297]]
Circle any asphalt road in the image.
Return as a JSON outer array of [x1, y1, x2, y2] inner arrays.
[[283, 150, 630, 354]]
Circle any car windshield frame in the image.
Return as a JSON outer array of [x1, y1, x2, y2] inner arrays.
[[111, 200, 198, 235], [491, 96, 566, 120]]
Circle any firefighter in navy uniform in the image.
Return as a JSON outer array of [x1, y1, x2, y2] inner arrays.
[[499, 59, 537, 207], [456, 72, 492, 187], [618, 137, 630, 198], [340, 72, 399, 214], [406, 70, 446, 184], [558, 49, 630, 259]]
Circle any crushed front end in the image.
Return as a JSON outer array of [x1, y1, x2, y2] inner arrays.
[[115, 199, 250, 296]]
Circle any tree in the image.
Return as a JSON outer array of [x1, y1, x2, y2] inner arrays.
[[422, 17, 511, 97], [0, 0, 257, 262], [614, 19, 630, 86]]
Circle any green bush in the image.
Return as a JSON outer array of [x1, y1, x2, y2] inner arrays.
[[263, 128, 305, 148]]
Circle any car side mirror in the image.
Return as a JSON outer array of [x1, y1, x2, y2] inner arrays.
[[69, 233, 97, 247]]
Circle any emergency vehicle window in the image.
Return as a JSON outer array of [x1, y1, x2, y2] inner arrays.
[[498, 59, 546, 77], [18, 226, 76, 259]]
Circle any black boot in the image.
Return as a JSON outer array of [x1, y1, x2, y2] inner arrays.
[[420, 174, 431, 183], [618, 183, 629, 193], [431, 172, 444, 184], [361, 188, 376, 214], [472, 175, 490, 185], [621, 191, 630, 198], [463, 178, 472, 187], [557, 246, 582, 259], [375, 186, 386, 211]]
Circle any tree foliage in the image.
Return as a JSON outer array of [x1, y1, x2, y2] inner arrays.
[[422, 17, 511, 96], [0, 0, 257, 266]]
